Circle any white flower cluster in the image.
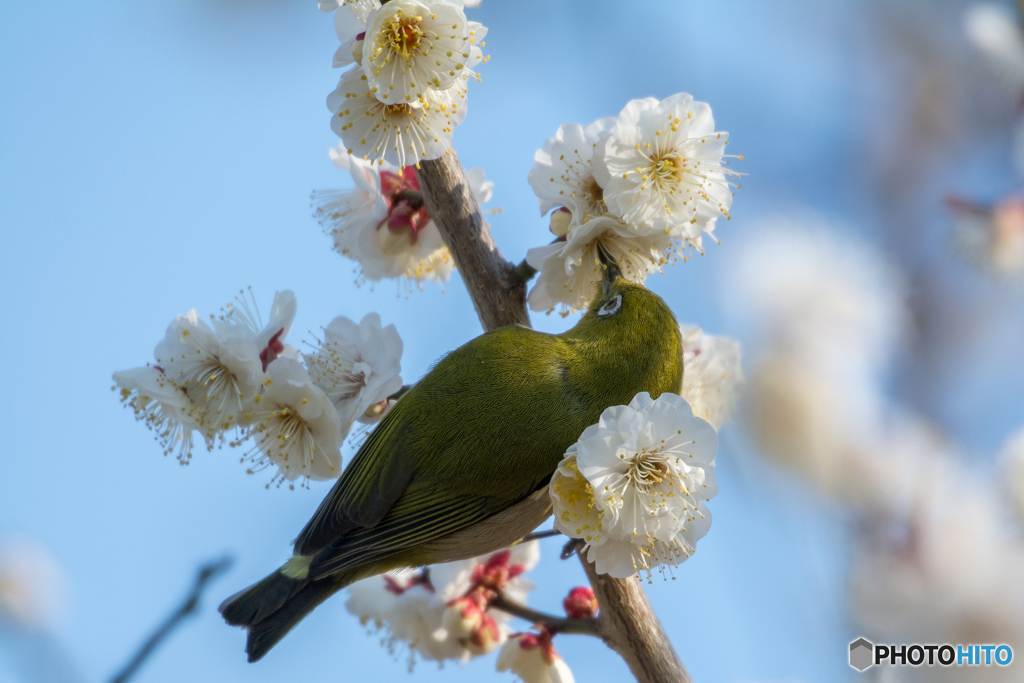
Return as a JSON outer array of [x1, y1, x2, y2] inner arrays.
[[313, 144, 494, 287], [549, 392, 719, 579], [527, 94, 741, 315], [113, 290, 403, 488], [345, 541, 576, 680], [319, 0, 487, 168]]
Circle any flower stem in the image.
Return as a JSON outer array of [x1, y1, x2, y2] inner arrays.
[[490, 594, 599, 637]]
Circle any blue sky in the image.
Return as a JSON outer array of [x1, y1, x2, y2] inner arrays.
[[2, 1, 1022, 682]]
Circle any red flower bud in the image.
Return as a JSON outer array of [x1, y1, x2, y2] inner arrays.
[[563, 586, 598, 619]]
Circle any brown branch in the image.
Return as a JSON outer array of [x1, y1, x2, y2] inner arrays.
[[520, 528, 562, 543], [110, 557, 233, 683], [417, 148, 692, 683], [490, 594, 599, 636], [417, 152, 530, 330], [579, 553, 693, 683]]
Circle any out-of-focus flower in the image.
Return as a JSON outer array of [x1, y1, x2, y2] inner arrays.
[[328, 65, 466, 168], [850, 468, 1024, 681], [361, 0, 484, 105], [314, 146, 494, 285], [678, 325, 744, 429], [727, 218, 905, 374], [549, 392, 718, 579], [113, 365, 202, 464], [525, 217, 676, 316], [1000, 427, 1024, 525], [346, 568, 474, 664], [947, 195, 1024, 276], [562, 587, 597, 620], [527, 118, 617, 229], [241, 358, 343, 487], [0, 536, 68, 631], [497, 627, 575, 683], [304, 313, 403, 427], [430, 542, 540, 611], [595, 93, 737, 241], [964, 4, 1024, 94]]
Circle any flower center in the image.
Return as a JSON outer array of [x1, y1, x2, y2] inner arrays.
[[381, 14, 424, 59], [581, 175, 607, 216], [628, 449, 670, 490]]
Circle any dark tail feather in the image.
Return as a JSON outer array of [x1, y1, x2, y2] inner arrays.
[[219, 570, 308, 629], [244, 575, 353, 662]]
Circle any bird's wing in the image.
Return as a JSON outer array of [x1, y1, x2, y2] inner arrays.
[[292, 326, 584, 563]]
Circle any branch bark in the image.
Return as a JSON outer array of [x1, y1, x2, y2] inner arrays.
[[490, 594, 599, 637], [417, 153, 530, 331], [417, 149, 691, 683]]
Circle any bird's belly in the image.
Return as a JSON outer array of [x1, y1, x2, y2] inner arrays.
[[416, 488, 553, 564]]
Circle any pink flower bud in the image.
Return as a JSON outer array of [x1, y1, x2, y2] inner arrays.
[[562, 586, 598, 619]]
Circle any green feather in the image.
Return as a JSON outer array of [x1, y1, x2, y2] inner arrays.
[[220, 277, 683, 660]]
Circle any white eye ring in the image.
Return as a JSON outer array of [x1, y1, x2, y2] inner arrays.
[[597, 295, 622, 317]]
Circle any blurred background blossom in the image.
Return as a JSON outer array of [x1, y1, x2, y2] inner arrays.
[[2, 1, 1024, 682]]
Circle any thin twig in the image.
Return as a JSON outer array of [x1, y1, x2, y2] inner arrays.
[[520, 528, 562, 543], [110, 557, 233, 683], [489, 594, 599, 637]]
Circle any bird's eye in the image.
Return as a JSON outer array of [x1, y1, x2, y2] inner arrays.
[[597, 295, 622, 317]]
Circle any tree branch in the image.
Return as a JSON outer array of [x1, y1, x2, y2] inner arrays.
[[417, 148, 692, 683], [579, 553, 693, 683], [110, 557, 232, 683], [490, 594, 599, 636], [417, 153, 530, 330]]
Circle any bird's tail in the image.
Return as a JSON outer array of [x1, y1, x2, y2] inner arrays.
[[219, 561, 363, 662]]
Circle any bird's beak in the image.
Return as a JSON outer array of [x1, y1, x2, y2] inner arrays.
[[597, 243, 622, 295]]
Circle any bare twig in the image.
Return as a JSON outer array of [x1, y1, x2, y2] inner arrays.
[[417, 148, 692, 683], [489, 594, 599, 636], [417, 153, 530, 331], [520, 528, 562, 543], [110, 557, 233, 683]]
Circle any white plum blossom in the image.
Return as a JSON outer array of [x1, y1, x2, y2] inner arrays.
[[595, 93, 737, 241], [527, 117, 617, 229], [496, 627, 575, 683], [0, 536, 68, 631], [113, 365, 203, 464], [549, 392, 718, 579], [314, 145, 494, 285], [113, 290, 298, 464], [304, 313, 403, 427], [525, 216, 676, 316], [328, 57, 467, 168], [678, 325, 744, 429], [242, 357, 343, 487], [361, 0, 483, 105], [154, 310, 264, 438]]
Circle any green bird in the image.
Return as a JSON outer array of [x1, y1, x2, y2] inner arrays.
[[220, 262, 684, 661]]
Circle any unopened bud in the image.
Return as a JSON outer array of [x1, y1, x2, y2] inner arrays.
[[359, 399, 391, 425], [350, 33, 365, 64], [563, 586, 598, 619], [548, 207, 571, 238], [465, 613, 502, 655]]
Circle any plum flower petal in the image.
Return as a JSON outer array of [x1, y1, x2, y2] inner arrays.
[[304, 312, 403, 427], [241, 358, 343, 487], [549, 392, 718, 579], [679, 324, 745, 429], [597, 93, 739, 240]]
